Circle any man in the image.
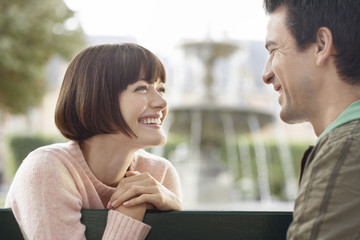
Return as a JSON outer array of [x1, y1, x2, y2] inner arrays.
[[262, 0, 360, 239]]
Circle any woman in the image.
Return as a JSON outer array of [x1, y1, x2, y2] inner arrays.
[[5, 43, 182, 239]]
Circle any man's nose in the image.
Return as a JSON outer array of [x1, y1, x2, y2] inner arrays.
[[262, 59, 275, 84]]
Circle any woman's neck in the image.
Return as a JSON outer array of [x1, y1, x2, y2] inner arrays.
[[79, 134, 138, 187]]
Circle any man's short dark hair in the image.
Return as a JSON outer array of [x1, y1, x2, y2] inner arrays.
[[55, 43, 166, 141], [263, 0, 360, 84]]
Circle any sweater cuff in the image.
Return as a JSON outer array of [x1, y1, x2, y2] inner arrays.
[[102, 210, 151, 240]]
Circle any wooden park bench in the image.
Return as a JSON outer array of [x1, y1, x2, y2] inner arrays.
[[0, 208, 292, 239]]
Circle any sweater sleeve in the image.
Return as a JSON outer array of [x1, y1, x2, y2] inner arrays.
[[102, 210, 151, 240], [133, 150, 182, 201], [5, 148, 151, 240], [162, 161, 182, 201], [5, 150, 87, 240]]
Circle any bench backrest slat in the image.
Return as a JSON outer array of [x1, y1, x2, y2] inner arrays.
[[0, 209, 292, 240]]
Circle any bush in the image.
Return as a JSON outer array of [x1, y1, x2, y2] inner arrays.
[[159, 136, 310, 201], [8, 135, 58, 174]]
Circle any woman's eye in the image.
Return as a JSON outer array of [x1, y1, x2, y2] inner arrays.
[[135, 86, 147, 92], [158, 87, 166, 94]]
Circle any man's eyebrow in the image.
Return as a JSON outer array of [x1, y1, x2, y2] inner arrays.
[[265, 41, 277, 50]]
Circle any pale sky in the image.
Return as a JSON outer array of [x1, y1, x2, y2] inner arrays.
[[64, 0, 268, 54]]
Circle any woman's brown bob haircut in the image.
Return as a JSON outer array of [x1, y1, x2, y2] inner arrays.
[[55, 43, 166, 141]]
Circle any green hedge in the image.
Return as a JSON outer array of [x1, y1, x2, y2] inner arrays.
[[158, 137, 310, 201], [7, 134, 310, 201], [233, 141, 307, 200], [8, 135, 59, 175]]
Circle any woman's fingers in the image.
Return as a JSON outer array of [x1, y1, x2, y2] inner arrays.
[[120, 184, 179, 211], [110, 184, 158, 209], [107, 171, 182, 211], [125, 171, 140, 177], [108, 173, 157, 204], [107, 172, 148, 208], [120, 172, 154, 184], [123, 194, 154, 207], [108, 180, 155, 208]]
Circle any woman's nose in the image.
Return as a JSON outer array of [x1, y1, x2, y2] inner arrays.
[[150, 90, 167, 109]]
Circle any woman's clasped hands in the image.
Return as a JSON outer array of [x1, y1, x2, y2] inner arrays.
[[107, 171, 182, 220]]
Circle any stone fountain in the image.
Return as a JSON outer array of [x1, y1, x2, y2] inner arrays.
[[162, 39, 285, 209], [169, 40, 273, 138]]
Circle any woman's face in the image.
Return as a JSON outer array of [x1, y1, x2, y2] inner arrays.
[[118, 77, 168, 148]]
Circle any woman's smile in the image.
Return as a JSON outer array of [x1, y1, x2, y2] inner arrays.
[[138, 113, 163, 128]]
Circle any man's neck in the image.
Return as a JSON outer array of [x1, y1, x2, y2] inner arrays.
[[310, 80, 360, 137]]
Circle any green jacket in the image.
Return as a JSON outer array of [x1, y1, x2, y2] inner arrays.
[[287, 119, 360, 239]]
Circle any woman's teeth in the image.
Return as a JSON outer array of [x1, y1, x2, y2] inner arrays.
[[139, 118, 161, 124]]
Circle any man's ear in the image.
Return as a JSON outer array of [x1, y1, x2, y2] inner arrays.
[[315, 27, 334, 66]]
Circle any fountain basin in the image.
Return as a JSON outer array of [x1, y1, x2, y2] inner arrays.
[[168, 104, 274, 140]]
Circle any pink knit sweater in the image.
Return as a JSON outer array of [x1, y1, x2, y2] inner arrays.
[[5, 141, 181, 240]]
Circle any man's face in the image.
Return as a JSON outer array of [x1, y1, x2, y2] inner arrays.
[[262, 7, 318, 124]]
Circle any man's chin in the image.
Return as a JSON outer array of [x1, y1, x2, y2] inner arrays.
[[279, 109, 305, 124]]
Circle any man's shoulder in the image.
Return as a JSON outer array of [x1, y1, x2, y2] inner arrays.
[[308, 119, 360, 167], [318, 119, 360, 147], [292, 120, 360, 239]]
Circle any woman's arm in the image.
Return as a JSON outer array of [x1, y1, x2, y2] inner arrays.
[[6, 149, 151, 240], [6, 153, 87, 240]]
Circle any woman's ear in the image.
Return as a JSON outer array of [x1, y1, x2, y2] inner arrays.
[[315, 27, 334, 66]]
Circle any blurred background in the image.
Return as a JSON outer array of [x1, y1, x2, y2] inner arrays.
[[0, 0, 316, 210]]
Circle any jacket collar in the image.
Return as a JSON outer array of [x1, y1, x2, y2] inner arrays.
[[317, 100, 360, 144]]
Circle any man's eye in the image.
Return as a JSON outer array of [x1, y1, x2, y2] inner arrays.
[[135, 86, 147, 91], [269, 49, 276, 55]]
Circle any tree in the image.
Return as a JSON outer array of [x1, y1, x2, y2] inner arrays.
[[0, 0, 85, 114]]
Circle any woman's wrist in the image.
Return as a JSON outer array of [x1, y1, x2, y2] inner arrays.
[[115, 203, 147, 221]]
